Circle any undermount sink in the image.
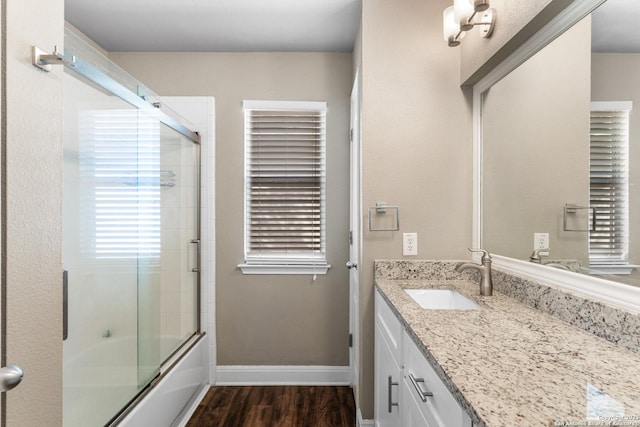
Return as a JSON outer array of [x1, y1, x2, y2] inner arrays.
[[404, 289, 479, 310]]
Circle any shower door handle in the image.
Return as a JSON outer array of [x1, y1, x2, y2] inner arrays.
[[190, 239, 200, 273], [63, 269, 68, 340]]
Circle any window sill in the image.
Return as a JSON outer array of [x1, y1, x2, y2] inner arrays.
[[238, 263, 331, 275], [589, 264, 638, 275]]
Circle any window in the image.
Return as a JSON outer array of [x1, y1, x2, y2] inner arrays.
[[589, 102, 632, 273], [239, 101, 330, 274], [80, 109, 162, 259]]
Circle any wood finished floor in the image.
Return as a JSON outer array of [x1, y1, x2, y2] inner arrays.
[[186, 386, 356, 427]]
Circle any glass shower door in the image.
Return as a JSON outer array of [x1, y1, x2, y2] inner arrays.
[[62, 73, 145, 427], [138, 123, 200, 386], [61, 32, 201, 426]]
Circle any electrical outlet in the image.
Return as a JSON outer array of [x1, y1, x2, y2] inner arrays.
[[533, 232, 550, 256], [403, 233, 418, 256]]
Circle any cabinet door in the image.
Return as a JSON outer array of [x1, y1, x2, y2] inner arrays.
[[375, 291, 402, 360], [403, 331, 472, 427], [401, 377, 437, 427], [374, 326, 401, 427]]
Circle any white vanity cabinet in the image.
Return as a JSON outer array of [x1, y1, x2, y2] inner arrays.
[[375, 290, 473, 427], [374, 291, 403, 426]]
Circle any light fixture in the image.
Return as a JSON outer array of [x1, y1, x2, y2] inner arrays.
[[443, 0, 496, 47], [454, 0, 475, 30]]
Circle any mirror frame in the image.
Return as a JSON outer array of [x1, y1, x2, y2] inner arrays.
[[472, 0, 640, 313]]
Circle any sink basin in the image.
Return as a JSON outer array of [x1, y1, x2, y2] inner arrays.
[[404, 289, 479, 310]]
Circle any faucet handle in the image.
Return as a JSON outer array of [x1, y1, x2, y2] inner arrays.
[[468, 248, 491, 261]]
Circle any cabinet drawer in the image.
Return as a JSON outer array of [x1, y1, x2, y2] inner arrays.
[[375, 290, 402, 362], [403, 330, 471, 427]]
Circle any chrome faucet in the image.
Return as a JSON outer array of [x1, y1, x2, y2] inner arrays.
[[529, 248, 549, 264], [455, 248, 493, 296]]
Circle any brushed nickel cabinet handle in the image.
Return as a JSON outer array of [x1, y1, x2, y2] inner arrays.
[[387, 375, 399, 413], [409, 373, 433, 402]]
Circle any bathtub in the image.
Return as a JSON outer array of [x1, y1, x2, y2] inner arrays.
[[63, 334, 207, 427]]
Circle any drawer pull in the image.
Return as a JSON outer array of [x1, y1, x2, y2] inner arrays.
[[387, 375, 399, 413], [409, 373, 434, 402]]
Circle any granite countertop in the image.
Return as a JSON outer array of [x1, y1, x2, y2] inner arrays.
[[375, 278, 640, 427]]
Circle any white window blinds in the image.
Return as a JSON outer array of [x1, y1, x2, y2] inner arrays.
[[241, 101, 328, 273], [80, 110, 162, 259], [589, 103, 631, 266]]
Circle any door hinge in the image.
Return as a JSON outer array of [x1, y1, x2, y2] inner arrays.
[[349, 230, 353, 245], [349, 333, 353, 348], [350, 128, 353, 142]]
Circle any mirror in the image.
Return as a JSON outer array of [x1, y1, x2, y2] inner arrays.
[[481, 0, 640, 289]]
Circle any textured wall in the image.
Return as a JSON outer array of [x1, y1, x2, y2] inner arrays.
[[3, 0, 64, 423], [358, 0, 473, 418]]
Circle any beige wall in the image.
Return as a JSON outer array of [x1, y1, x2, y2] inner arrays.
[[110, 52, 353, 366], [357, 0, 473, 418], [4, 0, 64, 424], [592, 53, 640, 270], [482, 17, 591, 263]]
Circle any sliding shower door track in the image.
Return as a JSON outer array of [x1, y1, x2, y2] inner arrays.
[[54, 46, 200, 145]]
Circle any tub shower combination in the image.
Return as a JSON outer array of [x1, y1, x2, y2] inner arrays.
[[60, 29, 204, 426]]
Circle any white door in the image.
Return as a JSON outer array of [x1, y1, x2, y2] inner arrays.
[[348, 70, 361, 394]]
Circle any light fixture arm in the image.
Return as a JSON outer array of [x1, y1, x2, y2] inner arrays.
[[444, 3, 496, 47], [454, 8, 496, 43]]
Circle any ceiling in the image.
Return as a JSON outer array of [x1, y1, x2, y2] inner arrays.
[[64, 0, 362, 53], [592, 0, 640, 53], [64, 0, 634, 54]]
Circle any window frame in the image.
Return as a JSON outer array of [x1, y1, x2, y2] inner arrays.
[[238, 100, 330, 275]]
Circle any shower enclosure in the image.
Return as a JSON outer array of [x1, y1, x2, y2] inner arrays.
[[61, 30, 202, 426]]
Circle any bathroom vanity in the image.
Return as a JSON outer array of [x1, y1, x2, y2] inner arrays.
[[375, 289, 472, 426], [374, 260, 640, 427]]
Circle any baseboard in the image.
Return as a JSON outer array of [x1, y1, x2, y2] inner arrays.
[[215, 365, 351, 386], [357, 408, 374, 427]]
